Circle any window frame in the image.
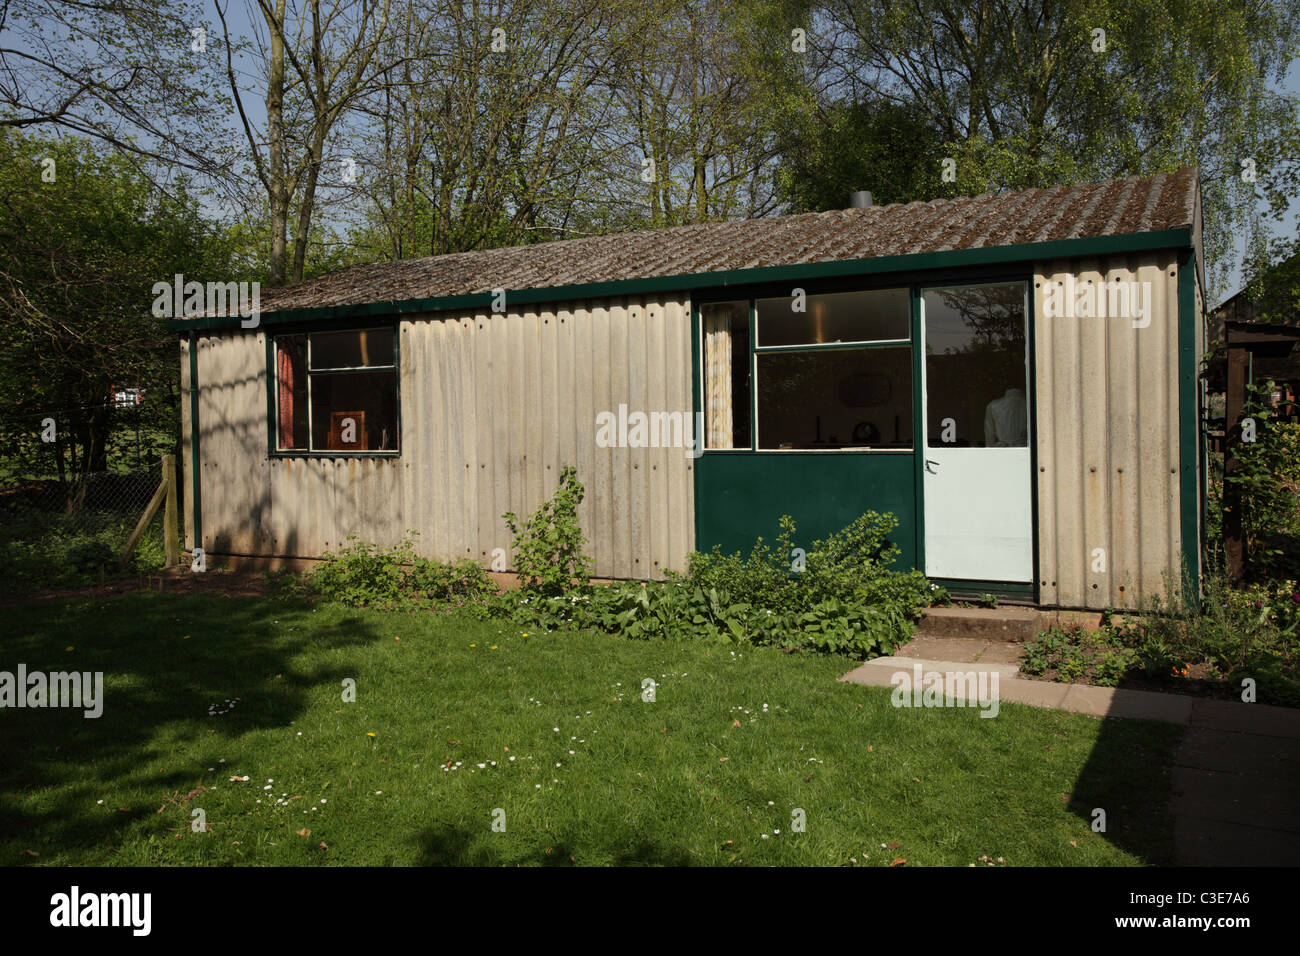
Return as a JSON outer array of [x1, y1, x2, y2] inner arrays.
[[697, 284, 916, 454], [266, 324, 402, 459]]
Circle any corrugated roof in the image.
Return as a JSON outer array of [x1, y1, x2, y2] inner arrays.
[[254, 166, 1200, 316]]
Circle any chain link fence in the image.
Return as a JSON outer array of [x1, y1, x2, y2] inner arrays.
[[1, 403, 183, 595]]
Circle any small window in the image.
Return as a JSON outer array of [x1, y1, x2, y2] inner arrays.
[[273, 329, 399, 453], [756, 288, 909, 347]]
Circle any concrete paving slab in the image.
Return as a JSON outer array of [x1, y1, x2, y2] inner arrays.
[[896, 636, 990, 662], [1060, 684, 1194, 723], [1170, 766, 1300, 833], [1175, 815, 1300, 866], [975, 641, 1026, 664], [997, 679, 1072, 711], [1176, 728, 1300, 779], [1189, 698, 1300, 739]]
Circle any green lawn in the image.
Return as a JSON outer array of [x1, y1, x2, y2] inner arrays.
[[1, 592, 1182, 865]]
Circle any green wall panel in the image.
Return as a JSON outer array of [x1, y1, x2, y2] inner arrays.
[[694, 452, 917, 570]]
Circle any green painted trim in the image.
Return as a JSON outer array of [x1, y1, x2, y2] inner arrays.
[[934, 580, 1036, 601], [168, 228, 1195, 332], [910, 287, 926, 574], [1024, 282, 1042, 604], [754, 339, 910, 354], [188, 332, 202, 551], [1177, 250, 1202, 606], [748, 300, 757, 451], [690, 298, 702, 544]]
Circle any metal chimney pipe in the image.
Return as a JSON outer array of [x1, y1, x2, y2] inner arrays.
[[850, 190, 873, 209]]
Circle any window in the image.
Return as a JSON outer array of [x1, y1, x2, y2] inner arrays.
[[922, 283, 1027, 448], [273, 328, 399, 453], [756, 288, 909, 346], [701, 300, 751, 449], [702, 288, 913, 451], [756, 346, 913, 449]]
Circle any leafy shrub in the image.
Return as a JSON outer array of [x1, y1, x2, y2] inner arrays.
[[1221, 381, 1300, 579], [66, 539, 115, 574], [478, 510, 941, 660], [307, 534, 496, 610], [503, 465, 594, 597]]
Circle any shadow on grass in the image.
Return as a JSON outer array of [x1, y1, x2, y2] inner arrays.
[[413, 825, 694, 867], [1065, 693, 1184, 865], [0, 592, 385, 860]]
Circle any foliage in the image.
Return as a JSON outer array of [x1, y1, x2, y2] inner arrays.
[[774, 98, 946, 213], [479, 510, 943, 660], [0, 129, 243, 487], [305, 534, 496, 610], [814, 0, 1300, 294], [502, 465, 594, 597], [1021, 571, 1300, 704], [1223, 381, 1300, 579], [0, 508, 173, 592], [1019, 625, 1138, 688]]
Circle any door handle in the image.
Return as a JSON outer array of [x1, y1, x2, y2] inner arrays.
[[925, 459, 939, 474]]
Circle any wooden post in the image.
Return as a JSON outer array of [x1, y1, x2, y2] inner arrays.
[[118, 469, 169, 569], [163, 454, 178, 567], [1223, 343, 1248, 584]]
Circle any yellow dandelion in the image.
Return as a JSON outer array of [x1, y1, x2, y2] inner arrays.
[[469, 643, 476, 647], [490, 645, 498, 650], [366, 732, 376, 738], [65, 646, 73, 651]]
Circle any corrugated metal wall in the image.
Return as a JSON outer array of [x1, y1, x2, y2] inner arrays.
[[1033, 251, 1186, 609], [189, 294, 695, 577]]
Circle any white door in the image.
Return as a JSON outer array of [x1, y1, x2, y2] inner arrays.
[[920, 283, 1032, 583]]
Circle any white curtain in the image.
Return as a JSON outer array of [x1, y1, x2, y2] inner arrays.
[[704, 304, 734, 448]]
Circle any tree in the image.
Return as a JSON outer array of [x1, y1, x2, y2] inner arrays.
[[809, 0, 1300, 293], [218, 0, 397, 285], [0, 0, 237, 184], [774, 98, 946, 212], [0, 129, 238, 492]]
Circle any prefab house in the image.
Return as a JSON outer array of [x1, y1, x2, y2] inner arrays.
[[170, 166, 1206, 611]]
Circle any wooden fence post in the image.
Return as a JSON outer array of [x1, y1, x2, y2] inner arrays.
[[163, 453, 178, 567], [118, 460, 169, 569]]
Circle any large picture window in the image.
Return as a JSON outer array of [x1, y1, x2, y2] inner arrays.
[[273, 328, 399, 453], [702, 288, 913, 451]]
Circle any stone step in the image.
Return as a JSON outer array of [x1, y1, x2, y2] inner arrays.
[[915, 605, 1043, 642]]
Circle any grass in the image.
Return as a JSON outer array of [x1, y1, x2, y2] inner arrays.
[[0, 592, 1182, 866]]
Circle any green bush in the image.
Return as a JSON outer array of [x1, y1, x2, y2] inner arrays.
[[0, 508, 173, 591], [1220, 381, 1300, 579], [503, 465, 594, 597], [479, 510, 942, 660], [307, 534, 496, 610]]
